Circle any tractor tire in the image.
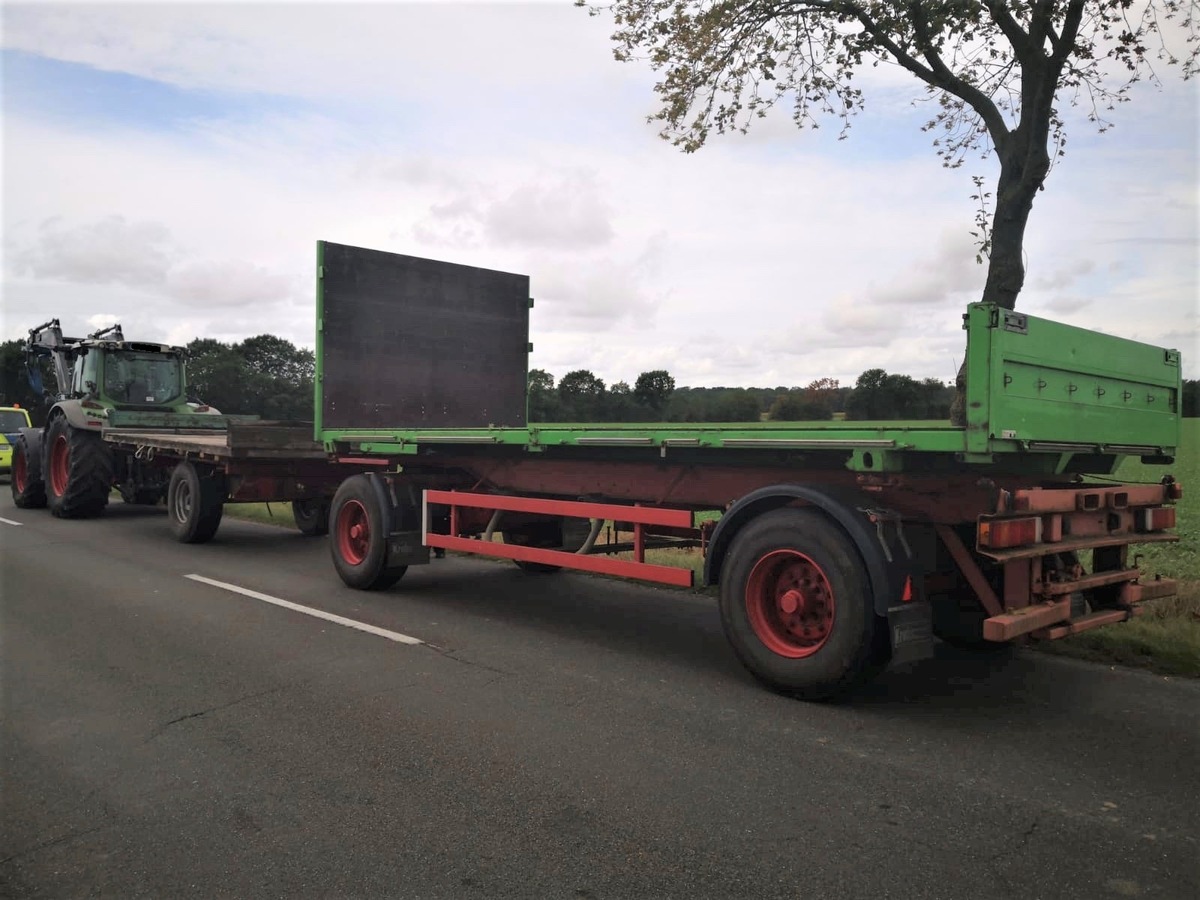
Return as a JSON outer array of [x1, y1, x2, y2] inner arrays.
[[292, 498, 331, 537], [45, 417, 113, 519], [330, 475, 406, 590], [168, 461, 225, 544], [10, 433, 47, 509], [718, 508, 888, 701]]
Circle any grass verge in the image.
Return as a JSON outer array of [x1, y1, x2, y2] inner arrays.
[[1044, 420, 1198, 677], [225, 502, 296, 527]]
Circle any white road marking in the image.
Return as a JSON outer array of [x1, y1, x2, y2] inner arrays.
[[0, 517, 23, 526], [184, 574, 424, 645]]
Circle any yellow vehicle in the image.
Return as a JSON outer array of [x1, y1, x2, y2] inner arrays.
[[0, 405, 33, 475]]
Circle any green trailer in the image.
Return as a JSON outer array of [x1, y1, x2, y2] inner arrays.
[[307, 241, 1183, 699]]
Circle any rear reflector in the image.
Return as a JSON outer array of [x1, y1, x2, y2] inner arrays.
[[1137, 507, 1176, 532], [978, 516, 1043, 550]]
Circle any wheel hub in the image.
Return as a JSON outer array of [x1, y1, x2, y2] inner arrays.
[[778, 588, 804, 616], [745, 549, 837, 659]]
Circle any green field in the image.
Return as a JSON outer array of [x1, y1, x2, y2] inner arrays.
[[226, 421, 1199, 676], [1048, 418, 1199, 676]]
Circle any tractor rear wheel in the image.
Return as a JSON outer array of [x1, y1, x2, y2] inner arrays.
[[10, 433, 47, 509], [168, 461, 225, 543], [45, 417, 113, 518]]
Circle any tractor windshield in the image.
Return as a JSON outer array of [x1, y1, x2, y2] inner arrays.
[[103, 351, 183, 405]]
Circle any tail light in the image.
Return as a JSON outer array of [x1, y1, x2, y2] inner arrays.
[[1137, 507, 1176, 532], [978, 516, 1043, 550]]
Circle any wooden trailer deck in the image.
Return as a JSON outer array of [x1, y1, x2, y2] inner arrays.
[[102, 423, 327, 461]]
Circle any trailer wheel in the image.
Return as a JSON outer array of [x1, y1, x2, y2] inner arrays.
[[503, 521, 564, 574], [719, 508, 885, 700], [122, 487, 164, 505], [10, 433, 47, 509], [45, 416, 114, 518], [292, 498, 331, 537], [168, 461, 225, 543], [330, 476, 406, 590]]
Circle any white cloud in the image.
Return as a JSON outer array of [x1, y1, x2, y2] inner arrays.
[[167, 260, 296, 309], [1, 2, 1195, 389], [12, 216, 175, 286]]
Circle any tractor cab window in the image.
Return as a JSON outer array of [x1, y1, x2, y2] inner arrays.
[[103, 352, 183, 405], [74, 348, 100, 397]]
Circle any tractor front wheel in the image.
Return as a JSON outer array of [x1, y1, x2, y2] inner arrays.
[[10, 433, 47, 509], [45, 417, 114, 519], [168, 461, 225, 543]]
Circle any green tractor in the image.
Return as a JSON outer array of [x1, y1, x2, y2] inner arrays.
[[10, 319, 223, 517]]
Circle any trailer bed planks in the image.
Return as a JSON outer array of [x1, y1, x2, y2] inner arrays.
[[102, 423, 326, 461]]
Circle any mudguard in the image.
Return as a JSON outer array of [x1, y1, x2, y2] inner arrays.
[[48, 401, 98, 431], [704, 484, 933, 664]]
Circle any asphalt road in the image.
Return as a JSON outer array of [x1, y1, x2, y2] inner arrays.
[[2, 494, 1197, 899]]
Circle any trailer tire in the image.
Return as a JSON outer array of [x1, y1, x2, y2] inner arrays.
[[330, 476, 406, 590], [503, 521, 565, 574], [122, 488, 164, 505], [10, 433, 47, 509], [168, 461, 225, 543], [45, 416, 113, 518], [719, 507, 886, 700], [292, 498, 331, 537]]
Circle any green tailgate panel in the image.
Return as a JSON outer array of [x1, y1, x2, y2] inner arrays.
[[964, 305, 1182, 456]]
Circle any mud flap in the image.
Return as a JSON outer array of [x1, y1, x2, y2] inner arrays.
[[887, 601, 934, 667], [387, 530, 430, 567]]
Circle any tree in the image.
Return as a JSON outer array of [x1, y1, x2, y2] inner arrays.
[[0, 340, 49, 423], [186, 335, 314, 420], [527, 368, 561, 421], [768, 377, 841, 420], [558, 369, 608, 420], [634, 369, 677, 412], [587, 1, 1197, 311], [238, 334, 314, 385]]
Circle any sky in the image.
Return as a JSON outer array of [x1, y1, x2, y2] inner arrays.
[[2, 1, 1197, 391]]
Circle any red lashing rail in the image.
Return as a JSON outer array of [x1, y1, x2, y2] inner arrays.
[[423, 490, 695, 588], [423, 490, 694, 527]]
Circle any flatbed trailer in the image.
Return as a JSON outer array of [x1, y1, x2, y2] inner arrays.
[[100, 422, 362, 541], [275, 241, 1183, 699]]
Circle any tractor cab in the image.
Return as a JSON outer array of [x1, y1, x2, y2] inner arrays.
[[74, 341, 187, 410]]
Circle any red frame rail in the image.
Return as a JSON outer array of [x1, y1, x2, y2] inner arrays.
[[422, 490, 696, 587]]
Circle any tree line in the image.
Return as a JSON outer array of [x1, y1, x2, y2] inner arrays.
[[3, 338, 1198, 426], [530, 367, 959, 423], [0, 335, 314, 425]]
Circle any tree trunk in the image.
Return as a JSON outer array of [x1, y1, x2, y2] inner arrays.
[[950, 140, 1048, 424], [981, 148, 1045, 311]]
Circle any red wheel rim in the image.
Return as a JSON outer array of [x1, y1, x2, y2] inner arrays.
[[13, 447, 27, 492], [336, 499, 370, 565], [50, 433, 70, 496], [745, 549, 836, 658]]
